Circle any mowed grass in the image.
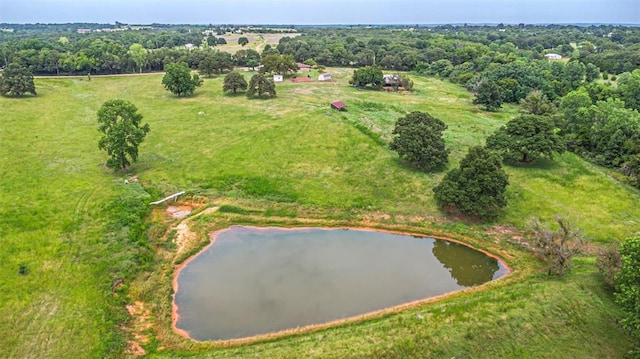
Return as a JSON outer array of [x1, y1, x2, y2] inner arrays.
[[1, 69, 639, 357]]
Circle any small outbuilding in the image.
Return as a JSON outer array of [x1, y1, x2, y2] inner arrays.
[[545, 53, 562, 60], [273, 74, 284, 82], [318, 73, 332, 81], [297, 63, 312, 72], [383, 74, 400, 87], [331, 101, 347, 111]]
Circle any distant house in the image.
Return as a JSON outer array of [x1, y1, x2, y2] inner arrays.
[[77, 29, 91, 34], [318, 73, 332, 81], [331, 101, 347, 111], [545, 53, 562, 60], [297, 63, 312, 72], [383, 74, 400, 86], [273, 74, 284, 82]]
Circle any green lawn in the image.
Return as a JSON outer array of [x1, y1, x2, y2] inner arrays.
[[1, 69, 638, 358]]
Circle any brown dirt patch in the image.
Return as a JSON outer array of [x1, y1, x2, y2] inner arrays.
[[173, 207, 219, 257], [166, 205, 192, 219], [291, 76, 313, 83], [123, 301, 152, 356]]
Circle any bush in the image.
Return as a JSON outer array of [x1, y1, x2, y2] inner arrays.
[[527, 216, 584, 277], [615, 235, 640, 342], [596, 243, 622, 288]]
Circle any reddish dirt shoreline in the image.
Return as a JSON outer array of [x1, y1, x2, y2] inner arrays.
[[171, 225, 513, 345]]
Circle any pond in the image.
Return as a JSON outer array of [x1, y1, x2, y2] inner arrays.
[[173, 226, 509, 341]]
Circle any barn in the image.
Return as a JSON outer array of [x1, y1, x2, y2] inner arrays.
[[331, 101, 347, 111]]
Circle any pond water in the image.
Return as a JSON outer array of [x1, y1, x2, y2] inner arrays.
[[174, 226, 508, 341]]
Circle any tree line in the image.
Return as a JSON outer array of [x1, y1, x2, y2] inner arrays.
[[2, 24, 639, 77]]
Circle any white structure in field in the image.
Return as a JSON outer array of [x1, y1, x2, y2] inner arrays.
[[273, 74, 284, 82], [545, 53, 562, 60], [318, 73, 332, 81]]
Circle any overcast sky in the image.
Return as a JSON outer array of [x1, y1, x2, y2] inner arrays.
[[1, 0, 638, 24]]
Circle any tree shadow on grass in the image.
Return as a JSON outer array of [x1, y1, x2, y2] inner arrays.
[[503, 157, 560, 171]]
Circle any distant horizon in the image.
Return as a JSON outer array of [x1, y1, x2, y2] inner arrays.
[[1, 0, 638, 25], [2, 22, 639, 27]]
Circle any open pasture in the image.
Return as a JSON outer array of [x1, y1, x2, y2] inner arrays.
[[1, 68, 639, 357]]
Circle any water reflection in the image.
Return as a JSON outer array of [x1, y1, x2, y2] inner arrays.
[[174, 227, 508, 341], [431, 240, 502, 286]]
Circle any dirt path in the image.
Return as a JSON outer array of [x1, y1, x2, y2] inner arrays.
[[173, 206, 218, 258]]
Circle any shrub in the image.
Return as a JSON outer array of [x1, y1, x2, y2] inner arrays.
[[527, 216, 584, 277], [596, 243, 622, 288]]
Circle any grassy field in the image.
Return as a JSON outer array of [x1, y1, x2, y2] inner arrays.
[[215, 32, 301, 54], [1, 68, 639, 358]]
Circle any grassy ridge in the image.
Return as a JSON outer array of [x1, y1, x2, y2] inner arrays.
[[1, 69, 639, 357]]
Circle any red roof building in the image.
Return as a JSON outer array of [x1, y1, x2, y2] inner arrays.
[[331, 101, 347, 111]]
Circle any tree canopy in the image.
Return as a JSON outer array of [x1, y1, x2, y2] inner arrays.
[[129, 43, 147, 73], [260, 54, 298, 75], [389, 111, 448, 170], [162, 62, 203, 96], [223, 72, 248, 95], [0, 63, 37, 97], [519, 90, 556, 116], [433, 146, 509, 221], [485, 114, 566, 163], [198, 50, 234, 77], [247, 73, 276, 99], [97, 99, 150, 171], [473, 80, 503, 111], [349, 66, 384, 89], [238, 37, 249, 46], [615, 235, 640, 342]]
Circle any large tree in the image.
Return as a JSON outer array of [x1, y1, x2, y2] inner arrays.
[[0, 63, 36, 97], [473, 80, 503, 111], [618, 69, 640, 112], [198, 50, 234, 77], [223, 71, 248, 95], [259, 54, 298, 75], [234, 49, 261, 69], [97, 99, 150, 171], [247, 73, 276, 98], [349, 66, 384, 89], [238, 37, 249, 46], [485, 114, 566, 163], [129, 43, 147, 73], [162, 62, 202, 96], [519, 89, 556, 116], [389, 111, 448, 170], [433, 146, 509, 221]]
